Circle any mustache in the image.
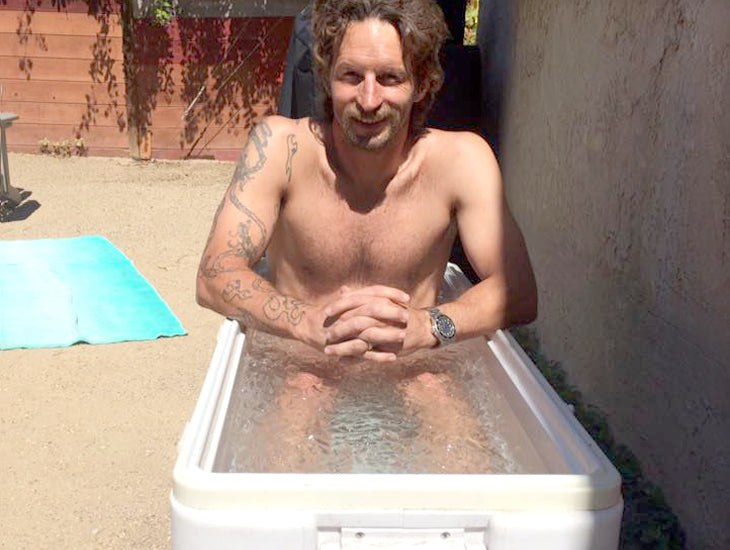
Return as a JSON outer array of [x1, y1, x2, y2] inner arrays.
[[343, 104, 394, 123]]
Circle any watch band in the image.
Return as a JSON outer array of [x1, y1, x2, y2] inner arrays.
[[426, 307, 456, 347]]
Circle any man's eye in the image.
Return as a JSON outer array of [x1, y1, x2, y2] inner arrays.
[[341, 72, 362, 83], [379, 74, 403, 85]]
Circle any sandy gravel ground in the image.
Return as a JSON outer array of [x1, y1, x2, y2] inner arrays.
[[1, 153, 234, 549]]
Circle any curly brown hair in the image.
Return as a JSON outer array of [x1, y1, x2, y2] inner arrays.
[[311, 0, 450, 139]]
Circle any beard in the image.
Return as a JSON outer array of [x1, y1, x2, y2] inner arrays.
[[338, 103, 407, 151]]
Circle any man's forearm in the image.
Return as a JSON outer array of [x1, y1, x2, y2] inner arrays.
[[196, 267, 315, 342], [437, 274, 537, 342]]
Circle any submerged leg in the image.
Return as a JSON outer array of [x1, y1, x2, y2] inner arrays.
[[253, 370, 335, 473], [399, 371, 500, 473]]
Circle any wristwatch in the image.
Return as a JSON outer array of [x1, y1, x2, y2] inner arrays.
[[426, 307, 456, 347]]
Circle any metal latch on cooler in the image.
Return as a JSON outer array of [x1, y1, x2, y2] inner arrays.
[[319, 528, 487, 549]]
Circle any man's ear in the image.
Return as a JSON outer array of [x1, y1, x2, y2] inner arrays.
[[414, 84, 428, 103]]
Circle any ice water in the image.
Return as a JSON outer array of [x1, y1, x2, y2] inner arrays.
[[213, 330, 540, 474]]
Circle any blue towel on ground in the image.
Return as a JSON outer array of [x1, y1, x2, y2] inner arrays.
[[0, 236, 186, 350]]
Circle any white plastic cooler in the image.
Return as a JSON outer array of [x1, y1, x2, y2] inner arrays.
[[171, 265, 622, 549]]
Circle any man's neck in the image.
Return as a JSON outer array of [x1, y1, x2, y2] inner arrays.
[[329, 121, 410, 191]]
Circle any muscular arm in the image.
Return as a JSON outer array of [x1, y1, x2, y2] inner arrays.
[[436, 132, 537, 340], [196, 116, 323, 345]]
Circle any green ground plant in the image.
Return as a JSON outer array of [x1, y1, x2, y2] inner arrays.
[[510, 327, 687, 550]]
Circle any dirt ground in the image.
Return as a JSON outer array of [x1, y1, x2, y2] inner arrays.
[[1, 152, 235, 549]]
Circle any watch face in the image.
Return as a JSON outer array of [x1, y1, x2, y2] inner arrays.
[[436, 315, 456, 339]]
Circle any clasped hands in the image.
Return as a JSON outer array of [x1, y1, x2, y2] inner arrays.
[[315, 285, 434, 362]]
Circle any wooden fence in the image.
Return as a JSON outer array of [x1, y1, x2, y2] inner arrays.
[[0, 0, 293, 160]]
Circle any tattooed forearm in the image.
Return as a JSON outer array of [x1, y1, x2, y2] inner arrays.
[[252, 278, 307, 326], [201, 270, 308, 337], [222, 277, 308, 333], [222, 280, 253, 303], [285, 134, 298, 183]]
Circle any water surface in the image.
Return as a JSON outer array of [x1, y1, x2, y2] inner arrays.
[[214, 330, 543, 474]]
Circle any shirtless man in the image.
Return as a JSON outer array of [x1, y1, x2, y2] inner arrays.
[[197, 0, 537, 471]]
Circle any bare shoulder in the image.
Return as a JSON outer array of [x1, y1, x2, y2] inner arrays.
[[257, 115, 321, 144], [253, 114, 300, 135], [257, 115, 323, 158], [422, 128, 499, 172], [419, 129, 502, 199]]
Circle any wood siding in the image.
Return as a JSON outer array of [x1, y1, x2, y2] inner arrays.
[[0, 1, 127, 156], [0, 0, 293, 160]]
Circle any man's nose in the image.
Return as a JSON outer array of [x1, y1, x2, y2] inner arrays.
[[356, 75, 383, 113]]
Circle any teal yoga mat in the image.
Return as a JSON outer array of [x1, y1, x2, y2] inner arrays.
[[0, 236, 186, 350]]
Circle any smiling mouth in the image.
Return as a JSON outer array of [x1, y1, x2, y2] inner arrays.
[[354, 118, 386, 127]]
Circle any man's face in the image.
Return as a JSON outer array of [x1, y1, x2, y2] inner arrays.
[[330, 18, 423, 151]]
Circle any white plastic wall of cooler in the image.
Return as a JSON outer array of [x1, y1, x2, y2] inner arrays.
[[171, 498, 623, 550]]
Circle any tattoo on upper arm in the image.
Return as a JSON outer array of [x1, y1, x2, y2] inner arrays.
[[201, 120, 282, 281], [231, 120, 272, 192], [200, 197, 226, 255], [231, 217, 266, 262], [222, 121, 273, 258], [285, 134, 298, 183], [198, 212, 267, 279]]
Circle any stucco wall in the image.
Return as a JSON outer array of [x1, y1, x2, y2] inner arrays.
[[501, 1, 730, 548]]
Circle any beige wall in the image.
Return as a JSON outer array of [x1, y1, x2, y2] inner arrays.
[[502, 1, 729, 548]]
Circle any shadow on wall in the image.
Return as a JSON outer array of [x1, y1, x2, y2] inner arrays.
[[175, 16, 287, 158], [10, 0, 289, 158]]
